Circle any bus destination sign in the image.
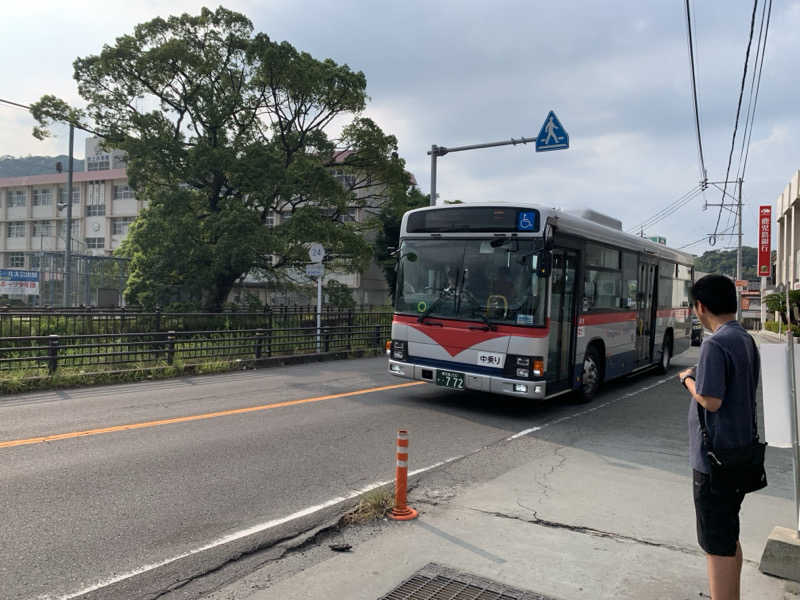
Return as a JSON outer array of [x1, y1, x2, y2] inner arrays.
[[407, 207, 540, 234]]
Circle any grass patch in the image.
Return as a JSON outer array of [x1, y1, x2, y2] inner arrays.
[[341, 487, 394, 525], [0, 348, 384, 395]]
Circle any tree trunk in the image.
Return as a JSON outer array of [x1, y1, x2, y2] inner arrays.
[[205, 271, 242, 312]]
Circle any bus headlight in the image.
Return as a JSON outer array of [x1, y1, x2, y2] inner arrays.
[[506, 355, 544, 379], [391, 340, 408, 361]]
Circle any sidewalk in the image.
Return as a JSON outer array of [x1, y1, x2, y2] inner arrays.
[[205, 438, 797, 600]]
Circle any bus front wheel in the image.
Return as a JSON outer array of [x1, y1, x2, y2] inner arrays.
[[578, 347, 603, 403]]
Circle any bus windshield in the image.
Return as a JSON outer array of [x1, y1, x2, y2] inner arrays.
[[396, 239, 548, 326]]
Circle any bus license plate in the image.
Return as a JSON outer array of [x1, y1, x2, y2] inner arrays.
[[436, 369, 465, 389]]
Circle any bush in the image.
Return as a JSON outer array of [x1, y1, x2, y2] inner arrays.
[[765, 320, 800, 336]]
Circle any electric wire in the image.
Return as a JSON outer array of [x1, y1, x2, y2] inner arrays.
[[739, 0, 772, 181], [710, 0, 759, 245], [685, 0, 707, 184], [735, 0, 768, 180], [0, 98, 31, 110], [679, 223, 737, 250], [627, 186, 701, 235]]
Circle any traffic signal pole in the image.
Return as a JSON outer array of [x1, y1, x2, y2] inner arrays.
[[428, 136, 537, 206]]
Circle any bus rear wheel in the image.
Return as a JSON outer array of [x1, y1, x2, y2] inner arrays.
[[578, 347, 603, 403]]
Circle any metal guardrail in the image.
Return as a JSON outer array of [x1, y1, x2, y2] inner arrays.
[[0, 306, 390, 337], [0, 308, 393, 375]]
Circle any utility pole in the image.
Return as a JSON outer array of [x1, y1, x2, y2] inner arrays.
[[704, 178, 745, 320], [736, 177, 743, 321], [63, 124, 74, 307]]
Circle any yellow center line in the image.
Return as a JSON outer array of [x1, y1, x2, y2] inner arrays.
[[0, 381, 425, 449]]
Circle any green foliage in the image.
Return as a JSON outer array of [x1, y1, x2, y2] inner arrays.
[[31, 7, 412, 311], [764, 320, 800, 336], [694, 247, 757, 280], [765, 291, 800, 324], [373, 187, 429, 300], [324, 280, 356, 308]]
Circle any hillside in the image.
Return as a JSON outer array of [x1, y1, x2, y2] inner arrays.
[[0, 155, 85, 178], [694, 247, 757, 280]]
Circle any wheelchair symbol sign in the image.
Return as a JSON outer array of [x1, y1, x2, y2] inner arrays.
[[517, 211, 537, 231]]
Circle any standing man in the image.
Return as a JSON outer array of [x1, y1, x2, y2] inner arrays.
[[678, 274, 760, 600]]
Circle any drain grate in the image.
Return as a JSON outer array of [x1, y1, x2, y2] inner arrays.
[[379, 563, 559, 600]]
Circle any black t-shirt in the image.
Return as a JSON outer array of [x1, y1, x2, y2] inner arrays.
[[689, 320, 759, 473]]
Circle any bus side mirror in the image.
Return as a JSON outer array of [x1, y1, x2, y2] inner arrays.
[[536, 251, 552, 277]]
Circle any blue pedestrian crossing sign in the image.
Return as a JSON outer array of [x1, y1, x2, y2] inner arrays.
[[536, 111, 569, 152]]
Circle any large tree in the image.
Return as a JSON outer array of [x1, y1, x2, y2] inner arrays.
[[31, 7, 413, 310], [373, 187, 429, 300]]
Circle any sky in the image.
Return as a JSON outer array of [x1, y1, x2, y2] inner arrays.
[[1, 0, 798, 254]]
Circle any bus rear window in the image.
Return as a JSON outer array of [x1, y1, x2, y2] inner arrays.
[[407, 207, 539, 233]]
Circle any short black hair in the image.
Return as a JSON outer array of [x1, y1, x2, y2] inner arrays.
[[690, 274, 737, 315]]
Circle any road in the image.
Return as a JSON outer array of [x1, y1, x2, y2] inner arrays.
[[0, 349, 792, 600]]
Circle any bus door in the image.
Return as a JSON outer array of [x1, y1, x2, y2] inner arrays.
[[636, 262, 657, 364], [547, 249, 578, 389]]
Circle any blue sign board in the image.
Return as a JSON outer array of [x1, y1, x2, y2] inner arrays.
[[0, 270, 39, 282], [0, 269, 39, 295], [517, 211, 537, 231], [536, 111, 569, 152]]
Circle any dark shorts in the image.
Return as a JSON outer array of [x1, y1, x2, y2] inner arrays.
[[693, 469, 745, 556]]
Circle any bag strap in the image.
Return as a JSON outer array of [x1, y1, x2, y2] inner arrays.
[[696, 330, 761, 453]]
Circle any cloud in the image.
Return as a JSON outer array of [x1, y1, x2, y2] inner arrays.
[[1, 0, 798, 253]]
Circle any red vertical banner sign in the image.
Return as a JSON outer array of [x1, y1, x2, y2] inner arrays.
[[758, 205, 772, 277]]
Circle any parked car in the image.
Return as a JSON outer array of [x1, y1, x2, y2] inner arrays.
[[691, 316, 704, 346]]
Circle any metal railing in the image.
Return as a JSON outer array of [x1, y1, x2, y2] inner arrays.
[[0, 307, 393, 375]]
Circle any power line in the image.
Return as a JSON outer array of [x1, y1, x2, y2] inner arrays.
[[0, 98, 31, 110], [738, 0, 772, 181], [735, 0, 767, 179], [711, 0, 759, 243], [627, 186, 701, 234], [679, 223, 737, 250], [684, 0, 707, 184]]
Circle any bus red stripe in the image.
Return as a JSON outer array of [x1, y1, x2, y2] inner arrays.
[[580, 312, 636, 326]]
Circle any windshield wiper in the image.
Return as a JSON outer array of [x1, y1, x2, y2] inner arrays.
[[469, 310, 497, 331], [418, 294, 447, 324]]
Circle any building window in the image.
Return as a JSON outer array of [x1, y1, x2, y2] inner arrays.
[[58, 185, 80, 204], [86, 181, 106, 216], [86, 237, 105, 249], [56, 220, 81, 240], [7, 253, 24, 268], [7, 222, 25, 238], [7, 190, 26, 208], [265, 212, 276, 228], [29, 253, 41, 269], [87, 154, 110, 171], [112, 217, 134, 235], [339, 207, 359, 223], [31, 221, 53, 237], [333, 168, 357, 188], [113, 184, 135, 200], [32, 188, 53, 207]]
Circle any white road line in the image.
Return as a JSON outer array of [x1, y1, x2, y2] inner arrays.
[[53, 374, 672, 600], [506, 376, 673, 440]]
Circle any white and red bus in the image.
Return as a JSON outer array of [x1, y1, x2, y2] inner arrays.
[[387, 203, 694, 401]]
